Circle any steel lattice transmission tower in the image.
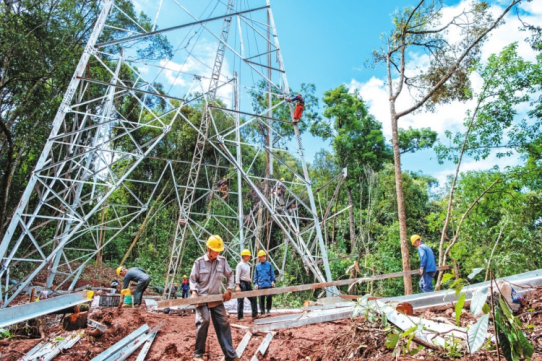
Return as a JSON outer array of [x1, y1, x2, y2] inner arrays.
[[0, 0, 346, 307]]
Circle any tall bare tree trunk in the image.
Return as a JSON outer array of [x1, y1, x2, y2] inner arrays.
[[390, 115, 412, 295], [346, 186, 356, 253]]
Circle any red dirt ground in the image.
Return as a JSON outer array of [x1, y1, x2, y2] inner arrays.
[[1, 286, 542, 361]]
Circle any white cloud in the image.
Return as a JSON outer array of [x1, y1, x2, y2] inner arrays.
[[348, 0, 542, 183], [157, 39, 233, 106], [432, 152, 521, 188]]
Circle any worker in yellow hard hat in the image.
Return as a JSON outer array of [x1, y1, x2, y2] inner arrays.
[[235, 249, 257, 321], [181, 274, 190, 299], [254, 250, 275, 316], [190, 235, 237, 361], [411, 235, 437, 293], [116, 266, 151, 307]]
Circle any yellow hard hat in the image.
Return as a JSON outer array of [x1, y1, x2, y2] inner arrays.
[[241, 249, 251, 256], [207, 235, 224, 252], [174, 283, 178, 286], [183, 275, 187, 278], [257, 250, 267, 257], [410, 235, 421, 245], [116, 266, 125, 276], [280, 178, 285, 181]]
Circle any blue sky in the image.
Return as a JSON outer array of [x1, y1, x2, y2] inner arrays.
[[132, 0, 542, 186]]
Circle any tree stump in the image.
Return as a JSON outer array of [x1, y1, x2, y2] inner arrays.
[[63, 311, 88, 331]]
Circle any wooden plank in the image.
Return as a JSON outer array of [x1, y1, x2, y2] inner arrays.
[[157, 266, 450, 308]]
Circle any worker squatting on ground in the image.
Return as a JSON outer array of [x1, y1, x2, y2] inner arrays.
[[235, 249, 257, 320], [190, 235, 238, 361], [181, 275, 190, 298], [116, 266, 151, 307], [411, 235, 437, 293], [254, 250, 275, 316], [287, 94, 304, 124]]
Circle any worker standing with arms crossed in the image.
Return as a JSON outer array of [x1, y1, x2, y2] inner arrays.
[[116, 266, 151, 307], [411, 235, 437, 292], [235, 249, 257, 321], [190, 235, 238, 361], [254, 250, 275, 316]]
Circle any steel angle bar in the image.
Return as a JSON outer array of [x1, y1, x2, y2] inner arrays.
[[262, 146, 306, 185], [250, 309, 353, 334], [209, 106, 289, 124], [135, 331, 158, 361], [0, 291, 88, 329], [96, 6, 269, 48], [253, 313, 304, 325], [43, 333, 81, 361], [111, 3, 148, 33], [380, 268, 542, 310], [371, 302, 448, 348], [21, 340, 46, 361], [77, 77, 185, 102], [91, 324, 149, 361], [114, 321, 165, 361], [235, 331, 252, 359], [250, 332, 274, 361]]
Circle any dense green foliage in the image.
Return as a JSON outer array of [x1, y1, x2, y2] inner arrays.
[[0, 0, 541, 306]]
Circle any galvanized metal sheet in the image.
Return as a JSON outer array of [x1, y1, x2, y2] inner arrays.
[[380, 268, 542, 309], [0, 291, 88, 328]]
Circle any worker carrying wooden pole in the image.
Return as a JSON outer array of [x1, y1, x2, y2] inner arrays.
[[158, 265, 450, 309], [190, 235, 237, 361]]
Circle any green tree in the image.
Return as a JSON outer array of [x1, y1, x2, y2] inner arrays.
[[318, 85, 392, 252], [370, 0, 520, 294], [398, 127, 437, 154]]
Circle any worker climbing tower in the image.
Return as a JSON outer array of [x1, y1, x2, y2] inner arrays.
[[0, 0, 345, 307]]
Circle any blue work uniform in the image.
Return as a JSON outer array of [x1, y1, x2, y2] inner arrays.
[[254, 261, 276, 315], [417, 243, 437, 293]]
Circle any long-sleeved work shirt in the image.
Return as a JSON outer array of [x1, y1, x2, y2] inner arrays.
[[236, 261, 252, 284], [254, 261, 275, 288], [122, 267, 151, 289], [190, 254, 235, 296], [181, 279, 190, 291], [417, 243, 437, 273], [289, 94, 305, 106]]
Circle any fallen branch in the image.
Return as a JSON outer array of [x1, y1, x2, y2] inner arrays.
[[412, 337, 445, 352]]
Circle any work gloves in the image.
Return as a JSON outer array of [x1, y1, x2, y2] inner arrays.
[[223, 289, 232, 302]]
